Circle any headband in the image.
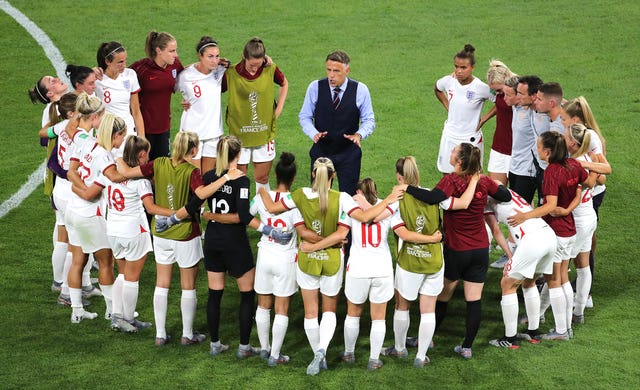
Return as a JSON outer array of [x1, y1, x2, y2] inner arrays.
[[34, 81, 50, 104], [198, 42, 218, 53]]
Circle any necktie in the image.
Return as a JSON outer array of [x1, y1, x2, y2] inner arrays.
[[332, 87, 340, 110]]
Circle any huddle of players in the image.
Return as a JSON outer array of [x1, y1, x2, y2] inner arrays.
[[31, 42, 609, 373]]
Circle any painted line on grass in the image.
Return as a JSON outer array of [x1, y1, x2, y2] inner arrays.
[[0, 0, 68, 219]]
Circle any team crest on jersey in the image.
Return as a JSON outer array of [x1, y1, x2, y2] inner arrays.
[[415, 215, 426, 233], [172, 69, 177, 78], [466, 90, 475, 100], [123, 80, 131, 90], [312, 219, 322, 235]]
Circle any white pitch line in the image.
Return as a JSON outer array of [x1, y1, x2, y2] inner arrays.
[[0, 0, 68, 219]]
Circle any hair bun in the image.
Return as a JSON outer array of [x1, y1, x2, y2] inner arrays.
[[279, 151, 295, 165], [464, 44, 475, 53]]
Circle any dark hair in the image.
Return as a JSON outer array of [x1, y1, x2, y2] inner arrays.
[[50, 92, 78, 124], [196, 36, 218, 54], [326, 50, 350, 66], [275, 152, 296, 188], [518, 75, 544, 96], [539, 131, 568, 166], [65, 64, 93, 90], [123, 136, 150, 167], [97, 41, 126, 70], [28, 77, 50, 104], [456, 143, 482, 176], [243, 37, 265, 59], [454, 44, 476, 65], [357, 177, 378, 206], [145, 31, 175, 58], [539, 82, 563, 101]]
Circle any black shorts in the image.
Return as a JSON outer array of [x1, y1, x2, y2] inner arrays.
[[203, 238, 254, 278], [592, 190, 606, 220], [443, 247, 489, 283], [508, 172, 537, 205]]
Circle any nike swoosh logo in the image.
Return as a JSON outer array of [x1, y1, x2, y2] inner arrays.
[[149, 76, 158, 80]]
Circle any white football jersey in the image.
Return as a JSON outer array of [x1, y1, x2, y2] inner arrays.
[[68, 137, 115, 217], [178, 64, 226, 140], [250, 191, 298, 254], [95, 68, 141, 135], [343, 196, 394, 278], [96, 176, 153, 238], [572, 155, 597, 220], [436, 75, 494, 137], [485, 189, 549, 245]]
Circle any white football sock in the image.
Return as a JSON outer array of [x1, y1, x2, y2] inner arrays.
[[111, 274, 125, 317], [100, 284, 113, 318], [181, 289, 197, 339], [501, 293, 519, 337], [51, 241, 68, 283], [539, 283, 550, 316], [343, 315, 360, 353], [318, 311, 337, 352], [393, 309, 410, 350], [562, 282, 574, 330], [523, 286, 541, 331], [549, 287, 567, 334], [81, 258, 92, 288], [122, 280, 139, 322], [61, 252, 72, 295], [304, 317, 320, 353], [574, 267, 592, 316], [69, 287, 83, 316], [154, 287, 169, 338], [369, 320, 386, 360], [255, 181, 270, 193], [271, 314, 289, 359], [416, 313, 436, 360], [255, 306, 271, 351]]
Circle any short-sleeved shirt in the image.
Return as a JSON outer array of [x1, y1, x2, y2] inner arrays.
[[95, 68, 141, 135], [436, 174, 500, 251], [130, 57, 184, 134], [343, 196, 395, 278], [69, 140, 115, 217], [542, 158, 588, 237], [96, 176, 153, 238], [491, 93, 513, 155], [435, 75, 494, 137], [178, 63, 226, 140], [250, 191, 298, 254]]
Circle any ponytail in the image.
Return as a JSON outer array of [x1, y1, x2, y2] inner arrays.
[[456, 143, 482, 176], [395, 156, 420, 187], [123, 135, 150, 167], [172, 131, 200, 165], [539, 131, 568, 166], [312, 157, 335, 216], [357, 177, 378, 206], [214, 135, 242, 175]]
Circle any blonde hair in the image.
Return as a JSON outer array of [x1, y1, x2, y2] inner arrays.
[[395, 156, 420, 187], [563, 96, 605, 153], [215, 135, 242, 176], [486, 59, 516, 85], [75, 92, 104, 119], [171, 131, 199, 165], [96, 112, 126, 150], [568, 123, 592, 158], [312, 157, 335, 216]]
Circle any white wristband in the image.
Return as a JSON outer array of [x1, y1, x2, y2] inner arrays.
[[224, 174, 230, 181]]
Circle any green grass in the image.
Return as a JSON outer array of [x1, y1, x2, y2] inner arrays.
[[1, 0, 640, 388]]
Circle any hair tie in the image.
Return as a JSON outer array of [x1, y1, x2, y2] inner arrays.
[[198, 41, 218, 53]]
